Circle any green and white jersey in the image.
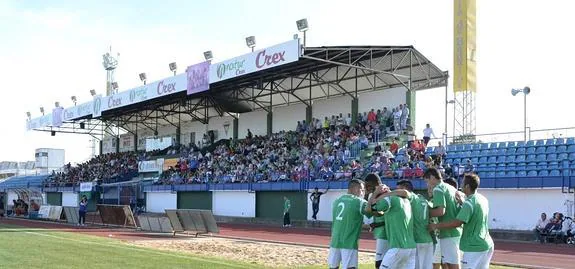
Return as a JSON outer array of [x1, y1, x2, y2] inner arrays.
[[330, 194, 370, 249], [432, 182, 462, 238], [284, 199, 291, 214], [368, 192, 387, 240], [409, 193, 434, 244], [375, 196, 416, 249], [457, 193, 494, 252]]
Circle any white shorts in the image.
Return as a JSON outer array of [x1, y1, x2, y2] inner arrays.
[[461, 248, 494, 269], [433, 241, 442, 264], [328, 248, 358, 269], [439, 237, 461, 265], [375, 239, 389, 261], [416, 243, 434, 269], [381, 248, 416, 269]]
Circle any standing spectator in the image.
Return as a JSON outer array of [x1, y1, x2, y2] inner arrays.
[[464, 159, 475, 174], [393, 108, 402, 132], [247, 129, 253, 139], [310, 187, 329, 221], [401, 104, 410, 130], [283, 196, 291, 227], [78, 196, 88, 227], [368, 109, 377, 123], [534, 213, 550, 242], [423, 124, 436, 146]]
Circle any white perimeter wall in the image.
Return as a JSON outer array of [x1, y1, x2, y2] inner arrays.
[[146, 192, 177, 213], [62, 192, 78, 207], [238, 111, 267, 139], [208, 116, 233, 141], [212, 191, 256, 217], [313, 96, 351, 121], [306, 190, 347, 221], [273, 103, 306, 133], [481, 188, 569, 230], [358, 87, 407, 112]]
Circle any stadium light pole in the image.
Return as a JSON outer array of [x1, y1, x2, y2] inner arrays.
[[26, 112, 31, 120], [169, 62, 177, 76], [245, 36, 256, 52], [296, 19, 308, 47], [40, 107, 44, 115], [511, 87, 531, 141], [71, 96, 77, 106], [139, 73, 147, 85]]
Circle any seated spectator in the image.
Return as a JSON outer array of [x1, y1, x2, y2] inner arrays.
[[534, 212, 550, 242], [434, 141, 446, 164], [389, 139, 399, 155], [561, 216, 574, 243], [464, 159, 475, 174]]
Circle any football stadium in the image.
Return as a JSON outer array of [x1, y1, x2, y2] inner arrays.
[[1, 1, 574, 269]]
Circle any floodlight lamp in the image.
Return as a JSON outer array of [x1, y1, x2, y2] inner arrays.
[[293, 34, 299, 40], [55, 102, 60, 108], [40, 107, 45, 114], [245, 36, 256, 48], [111, 82, 119, 90], [169, 62, 177, 72], [90, 89, 97, 96], [71, 96, 77, 103], [447, 100, 455, 104], [296, 18, 309, 32], [26, 112, 31, 118], [523, 86, 531, 95], [139, 73, 147, 82], [204, 51, 213, 61]]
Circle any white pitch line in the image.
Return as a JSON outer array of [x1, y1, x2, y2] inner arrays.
[[24, 230, 254, 269]]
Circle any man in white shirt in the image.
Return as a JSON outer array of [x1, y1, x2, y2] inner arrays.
[[534, 212, 550, 242], [423, 124, 436, 146], [393, 107, 402, 132], [401, 104, 410, 130]]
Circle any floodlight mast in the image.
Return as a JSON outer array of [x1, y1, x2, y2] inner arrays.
[[102, 46, 119, 96], [296, 19, 309, 47]]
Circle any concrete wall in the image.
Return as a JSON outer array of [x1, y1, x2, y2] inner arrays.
[[312, 96, 351, 121], [272, 103, 306, 133], [481, 188, 570, 231], [146, 192, 177, 213], [306, 190, 347, 221], [238, 111, 267, 139], [358, 87, 407, 113], [212, 191, 256, 217]]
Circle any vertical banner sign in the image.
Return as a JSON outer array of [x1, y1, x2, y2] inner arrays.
[[186, 61, 211, 95], [453, 0, 476, 93], [92, 95, 103, 117], [51, 107, 64, 127]]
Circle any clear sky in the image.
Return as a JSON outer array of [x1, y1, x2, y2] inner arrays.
[[1, 0, 574, 164]]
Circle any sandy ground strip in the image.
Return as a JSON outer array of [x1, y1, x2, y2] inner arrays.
[[128, 237, 374, 268]]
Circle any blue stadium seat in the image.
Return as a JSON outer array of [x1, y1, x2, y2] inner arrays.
[[479, 150, 489, 156], [497, 142, 507, 148], [445, 158, 453, 165], [487, 171, 496, 178], [535, 146, 546, 154], [548, 162, 559, 169], [546, 139, 556, 146], [471, 157, 479, 163], [515, 147, 526, 155], [496, 171, 506, 177], [526, 140, 535, 147], [569, 153, 575, 161], [527, 170, 538, 177], [546, 146, 556, 153], [398, 148, 406, 155], [570, 162, 575, 169], [506, 171, 516, 177], [547, 154, 557, 161], [556, 138, 566, 145], [446, 145, 456, 151], [497, 163, 506, 170], [478, 171, 487, 178], [478, 157, 487, 164], [456, 144, 465, 151], [568, 145, 575, 152], [516, 141, 526, 147], [557, 145, 567, 153], [464, 144, 473, 151], [526, 162, 537, 170], [480, 143, 490, 150], [489, 142, 498, 149], [506, 155, 516, 163], [488, 149, 498, 156], [497, 148, 507, 155], [527, 147, 536, 154], [507, 141, 517, 147], [539, 170, 549, 177], [536, 140, 545, 146], [506, 148, 516, 155], [536, 154, 547, 162], [526, 154, 537, 162], [562, 160, 571, 168], [567, 138, 575, 145], [517, 170, 527, 177], [537, 162, 548, 170], [507, 163, 516, 170], [471, 150, 481, 157], [563, 170, 571, 176], [488, 156, 497, 163], [516, 163, 526, 171], [515, 155, 526, 163], [426, 147, 435, 154]]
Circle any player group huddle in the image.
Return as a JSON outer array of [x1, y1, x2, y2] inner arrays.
[[328, 168, 494, 269]]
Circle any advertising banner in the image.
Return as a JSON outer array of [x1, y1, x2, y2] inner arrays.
[[186, 61, 210, 95], [209, 39, 300, 84], [80, 182, 93, 192], [162, 158, 179, 171], [453, 0, 476, 93], [138, 159, 164, 173], [119, 134, 134, 152], [145, 136, 173, 152]]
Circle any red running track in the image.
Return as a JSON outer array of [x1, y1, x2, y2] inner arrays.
[[2, 219, 574, 269]]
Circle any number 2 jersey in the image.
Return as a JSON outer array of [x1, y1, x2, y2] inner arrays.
[[330, 194, 370, 249]]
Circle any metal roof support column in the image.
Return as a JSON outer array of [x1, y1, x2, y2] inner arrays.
[[351, 68, 358, 126], [267, 81, 273, 136]]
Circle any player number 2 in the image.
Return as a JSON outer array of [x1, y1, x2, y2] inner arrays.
[[336, 202, 345, 220]]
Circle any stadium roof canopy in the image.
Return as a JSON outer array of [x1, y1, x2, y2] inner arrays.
[[32, 45, 447, 138]]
